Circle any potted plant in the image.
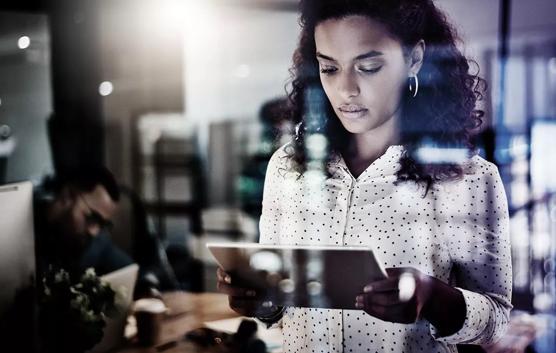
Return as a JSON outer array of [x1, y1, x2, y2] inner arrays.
[[39, 267, 119, 353]]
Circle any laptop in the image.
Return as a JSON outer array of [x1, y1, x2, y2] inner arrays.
[[87, 263, 139, 353], [0, 182, 38, 352]]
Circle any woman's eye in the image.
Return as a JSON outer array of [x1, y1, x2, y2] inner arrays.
[[320, 66, 338, 75], [358, 66, 382, 74]]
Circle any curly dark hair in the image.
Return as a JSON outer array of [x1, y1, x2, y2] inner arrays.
[[285, 0, 486, 190]]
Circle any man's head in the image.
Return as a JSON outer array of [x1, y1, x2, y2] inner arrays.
[[44, 167, 120, 253]]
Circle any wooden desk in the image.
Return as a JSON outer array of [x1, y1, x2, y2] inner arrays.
[[116, 292, 239, 353]]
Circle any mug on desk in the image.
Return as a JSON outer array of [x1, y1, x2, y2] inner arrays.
[[133, 298, 167, 346]]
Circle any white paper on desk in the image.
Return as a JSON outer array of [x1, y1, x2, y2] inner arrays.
[[204, 317, 282, 352]]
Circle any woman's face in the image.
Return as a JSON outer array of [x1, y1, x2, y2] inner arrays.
[[314, 15, 411, 138]]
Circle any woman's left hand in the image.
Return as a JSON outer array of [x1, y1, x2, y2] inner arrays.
[[355, 267, 434, 324]]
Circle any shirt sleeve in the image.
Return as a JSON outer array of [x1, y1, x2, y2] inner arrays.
[[259, 146, 289, 246], [431, 158, 513, 345], [255, 146, 291, 329]]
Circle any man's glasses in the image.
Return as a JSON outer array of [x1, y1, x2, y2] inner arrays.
[[79, 194, 114, 231]]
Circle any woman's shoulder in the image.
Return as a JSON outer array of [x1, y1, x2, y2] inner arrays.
[[462, 154, 501, 180], [268, 143, 296, 171], [438, 154, 503, 193], [270, 143, 291, 159], [427, 154, 506, 212]]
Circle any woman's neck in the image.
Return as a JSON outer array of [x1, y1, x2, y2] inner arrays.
[[342, 115, 399, 178]]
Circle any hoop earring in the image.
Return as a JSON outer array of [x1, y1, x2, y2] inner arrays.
[[408, 75, 419, 98]]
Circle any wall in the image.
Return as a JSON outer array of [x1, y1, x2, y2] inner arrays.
[[99, 0, 184, 187], [0, 12, 53, 183], [183, 4, 299, 122], [182, 4, 300, 205], [99, 0, 300, 196]]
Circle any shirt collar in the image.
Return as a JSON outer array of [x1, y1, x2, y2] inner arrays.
[[329, 145, 405, 181]]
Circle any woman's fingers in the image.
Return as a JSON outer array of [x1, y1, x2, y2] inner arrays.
[[215, 268, 259, 298], [356, 268, 429, 324], [216, 281, 258, 298], [368, 304, 418, 324], [357, 293, 420, 322], [216, 267, 232, 284], [363, 277, 400, 293], [229, 297, 273, 317], [360, 292, 401, 306], [216, 267, 225, 281], [215, 268, 274, 317], [357, 274, 402, 309]]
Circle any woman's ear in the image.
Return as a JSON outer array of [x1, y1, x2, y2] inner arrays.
[[409, 40, 425, 76]]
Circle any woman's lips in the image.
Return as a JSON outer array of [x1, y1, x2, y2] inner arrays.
[[338, 106, 368, 119]]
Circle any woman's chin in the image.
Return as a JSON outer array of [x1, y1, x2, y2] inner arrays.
[[339, 120, 374, 135]]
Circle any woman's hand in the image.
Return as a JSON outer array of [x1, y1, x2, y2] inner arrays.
[[356, 267, 466, 336], [216, 267, 280, 318], [355, 267, 433, 324]]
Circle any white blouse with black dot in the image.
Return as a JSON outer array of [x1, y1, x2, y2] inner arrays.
[[259, 144, 512, 353]]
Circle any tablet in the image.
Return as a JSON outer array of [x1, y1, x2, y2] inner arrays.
[[207, 243, 387, 310]]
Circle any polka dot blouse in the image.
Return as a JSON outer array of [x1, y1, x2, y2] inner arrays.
[[258, 144, 512, 353]]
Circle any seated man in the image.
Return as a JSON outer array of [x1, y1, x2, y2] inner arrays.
[[34, 167, 132, 277]]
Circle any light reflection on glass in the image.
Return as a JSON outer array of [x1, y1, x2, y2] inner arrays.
[[549, 58, 556, 75], [279, 278, 295, 294], [98, 81, 114, 96], [17, 35, 30, 49], [302, 86, 329, 207], [307, 280, 322, 296], [250, 251, 282, 273], [398, 272, 416, 302], [414, 146, 468, 164], [511, 210, 530, 290], [306, 250, 325, 307]]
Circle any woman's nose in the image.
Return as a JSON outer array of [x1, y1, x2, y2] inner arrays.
[[338, 71, 360, 99]]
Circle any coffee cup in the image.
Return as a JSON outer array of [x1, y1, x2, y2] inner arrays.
[[133, 298, 167, 346]]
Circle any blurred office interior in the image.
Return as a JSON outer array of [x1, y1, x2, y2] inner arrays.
[[0, 0, 555, 351]]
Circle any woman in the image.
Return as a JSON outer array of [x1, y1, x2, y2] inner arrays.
[[217, 0, 512, 352]]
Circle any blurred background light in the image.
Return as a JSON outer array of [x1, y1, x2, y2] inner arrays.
[[0, 125, 11, 138], [398, 272, 416, 302], [306, 133, 328, 160], [549, 57, 556, 75], [532, 233, 552, 260], [534, 292, 554, 312], [303, 169, 326, 187], [307, 280, 322, 296], [279, 278, 295, 293], [250, 251, 282, 273], [152, 0, 186, 33], [17, 35, 30, 49], [415, 146, 468, 164], [98, 81, 114, 96], [233, 64, 251, 79], [141, 0, 214, 35]]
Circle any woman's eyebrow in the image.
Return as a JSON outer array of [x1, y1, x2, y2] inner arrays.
[[316, 50, 384, 62], [354, 50, 384, 60], [316, 52, 337, 61]]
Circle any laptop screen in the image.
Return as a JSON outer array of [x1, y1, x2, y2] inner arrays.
[[0, 182, 38, 352]]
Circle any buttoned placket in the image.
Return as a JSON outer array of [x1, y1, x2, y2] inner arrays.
[[326, 164, 357, 352], [326, 149, 400, 352]]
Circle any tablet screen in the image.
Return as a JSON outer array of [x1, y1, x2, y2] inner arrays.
[[208, 243, 387, 310]]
